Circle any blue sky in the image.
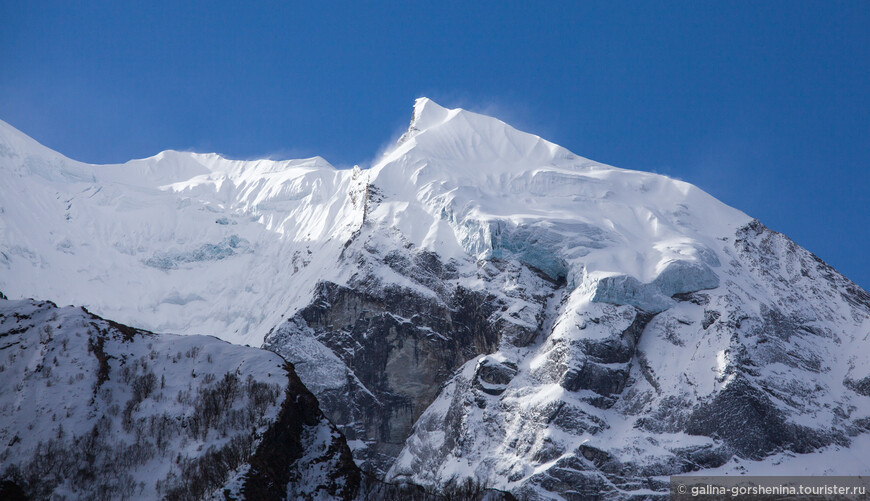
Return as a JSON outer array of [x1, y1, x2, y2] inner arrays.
[[1, 1, 868, 287]]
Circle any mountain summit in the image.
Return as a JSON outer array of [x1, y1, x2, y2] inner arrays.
[[1, 100, 868, 499]]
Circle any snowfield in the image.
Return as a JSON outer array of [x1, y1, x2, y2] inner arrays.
[[0, 97, 748, 346]]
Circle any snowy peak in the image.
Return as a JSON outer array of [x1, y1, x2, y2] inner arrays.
[[0, 118, 363, 345], [0, 118, 92, 183], [0, 100, 754, 344], [366, 100, 750, 304], [395, 97, 451, 145], [390, 97, 569, 168], [95, 149, 339, 192], [410, 97, 453, 132]]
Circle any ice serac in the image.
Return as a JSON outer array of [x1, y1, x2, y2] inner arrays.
[[2, 98, 870, 499]]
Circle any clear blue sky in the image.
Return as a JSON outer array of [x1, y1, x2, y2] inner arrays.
[[1, 1, 867, 287]]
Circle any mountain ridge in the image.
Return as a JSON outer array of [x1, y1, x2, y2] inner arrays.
[[0, 98, 752, 345]]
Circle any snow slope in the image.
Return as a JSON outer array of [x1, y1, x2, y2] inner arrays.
[[0, 294, 285, 498], [0, 119, 364, 344], [371, 98, 748, 283], [0, 98, 748, 344]]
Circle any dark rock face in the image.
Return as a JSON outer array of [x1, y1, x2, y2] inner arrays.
[[241, 361, 361, 501], [558, 310, 656, 404], [560, 363, 630, 396], [845, 376, 870, 397], [264, 223, 563, 476], [519, 456, 615, 501], [685, 377, 839, 459], [473, 356, 518, 395], [265, 279, 519, 474], [0, 480, 27, 501]]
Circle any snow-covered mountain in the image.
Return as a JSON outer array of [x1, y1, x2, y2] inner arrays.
[[0, 98, 745, 345], [1, 99, 868, 499]]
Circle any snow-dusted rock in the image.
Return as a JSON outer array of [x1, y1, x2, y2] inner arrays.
[[0, 295, 361, 500], [388, 221, 870, 499]]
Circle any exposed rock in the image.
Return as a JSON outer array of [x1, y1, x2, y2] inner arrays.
[[389, 220, 870, 499], [240, 361, 361, 500], [845, 376, 870, 397], [264, 279, 505, 474], [264, 229, 563, 476], [472, 356, 518, 396], [685, 377, 837, 459]]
